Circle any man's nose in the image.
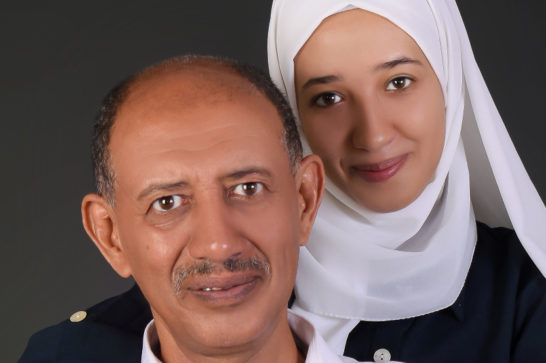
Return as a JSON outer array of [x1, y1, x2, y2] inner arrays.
[[350, 97, 396, 152], [186, 198, 250, 262]]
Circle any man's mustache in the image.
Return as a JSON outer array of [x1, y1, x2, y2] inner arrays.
[[173, 256, 271, 294]]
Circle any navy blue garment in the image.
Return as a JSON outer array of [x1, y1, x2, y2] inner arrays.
[[343, 222, 546, 363], [19, 284, 152, 363]]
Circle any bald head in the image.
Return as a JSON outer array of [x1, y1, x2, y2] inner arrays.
[[92, 56, 301, 203]]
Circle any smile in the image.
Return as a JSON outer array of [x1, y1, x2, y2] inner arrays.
[[186, 274, 261, 305], [352, 154, 408, 183]]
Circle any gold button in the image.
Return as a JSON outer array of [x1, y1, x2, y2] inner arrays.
[[69, 310, 87, 322]]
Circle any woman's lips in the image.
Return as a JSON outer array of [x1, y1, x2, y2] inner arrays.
[[352, 154, 408, 183]]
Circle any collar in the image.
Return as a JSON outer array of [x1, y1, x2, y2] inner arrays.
[[287, 310, 357, 362], [141, 320, 161, 363], [140, 310, 357, 363]]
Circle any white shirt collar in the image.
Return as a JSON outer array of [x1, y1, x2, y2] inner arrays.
[[141, 309, 359, 363], [141, 318, 161, 363]]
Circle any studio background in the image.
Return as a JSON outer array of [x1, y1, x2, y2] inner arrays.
[[3, 1, 544, 361]]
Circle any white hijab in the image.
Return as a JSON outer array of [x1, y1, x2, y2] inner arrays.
[[268, 0, 546, 353]]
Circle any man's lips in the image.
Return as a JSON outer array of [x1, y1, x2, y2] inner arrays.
[[185, 274, 261, 304], [351, 154, 408, 183]]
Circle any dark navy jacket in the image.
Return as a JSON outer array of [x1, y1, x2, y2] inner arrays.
[[20, 223, 546, 362], [19, 284, 152, 363]]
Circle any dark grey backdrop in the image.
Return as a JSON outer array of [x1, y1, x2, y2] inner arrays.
[[3, 1, 545, 361]]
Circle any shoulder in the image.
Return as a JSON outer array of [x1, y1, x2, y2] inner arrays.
[[473, 222, 544, 283], [471, 221, 546, 297], [471, 222, 546, 361], [19, 284, 152, 363]]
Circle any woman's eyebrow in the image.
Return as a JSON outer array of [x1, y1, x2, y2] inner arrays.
[[301, 57, 422, 90], [301, 75, 340, 90], [376, 56, 422, 71]]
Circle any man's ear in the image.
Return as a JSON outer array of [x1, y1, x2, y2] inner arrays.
[[81, 194, 132, 278], [295, 154, 325, 246]]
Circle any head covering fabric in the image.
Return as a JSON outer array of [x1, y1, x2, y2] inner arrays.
[[268, 0, 546, 350]]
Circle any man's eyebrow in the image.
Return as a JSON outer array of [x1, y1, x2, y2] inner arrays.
[[375, 56, 423, 71], [136, 169, 272, 200], [137, 180, 188, 201], [301, 75, 341, 91], [222, 167, 273, 181]]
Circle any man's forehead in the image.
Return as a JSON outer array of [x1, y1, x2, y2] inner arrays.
[[123, 65, 255, 111], [112, 67, 281, 140], [108, 65, 290, 194]]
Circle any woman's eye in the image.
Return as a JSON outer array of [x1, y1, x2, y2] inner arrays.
[[151, 195, 184, 212], [313, 92, 342, 107], [386, 76, 412, 90], [231, 182, 264, 197]]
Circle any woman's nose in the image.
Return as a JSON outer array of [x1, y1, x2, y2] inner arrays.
[[350, 98, 396, 152]]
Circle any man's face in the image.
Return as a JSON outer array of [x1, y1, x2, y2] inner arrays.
[[97, 71, 313, 358]]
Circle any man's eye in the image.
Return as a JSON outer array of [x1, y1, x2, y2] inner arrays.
[[386, 76, 412, 90], [313, 92, 342, 107], [151, 195, 184, 211], [231, 182, 264, 197]]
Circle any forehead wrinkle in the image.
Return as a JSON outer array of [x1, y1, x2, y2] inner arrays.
[[111, 98, 287, 189], [114, 81, 267, 154], [113, 104, 284, 167]]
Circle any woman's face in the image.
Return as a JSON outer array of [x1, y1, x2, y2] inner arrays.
[[295, 9, 445, 212]]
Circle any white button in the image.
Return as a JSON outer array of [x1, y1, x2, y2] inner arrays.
[[373, 348, 391, 362], [69, 310, 87, 322]]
